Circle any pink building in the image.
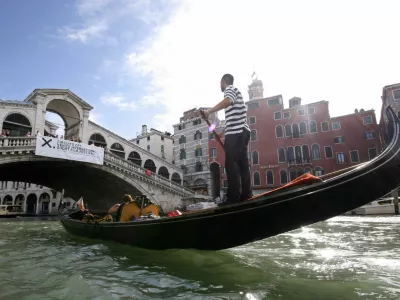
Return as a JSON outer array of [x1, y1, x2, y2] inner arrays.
[[209, 76, 382, 197]]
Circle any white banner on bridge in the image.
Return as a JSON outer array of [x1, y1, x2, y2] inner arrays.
[[35, 136, 104, 165]]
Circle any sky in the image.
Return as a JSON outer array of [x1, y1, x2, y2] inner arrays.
[[0, 0, 399, 138]]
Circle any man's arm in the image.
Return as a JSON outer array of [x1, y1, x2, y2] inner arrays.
[[202, 97, 232, 119]]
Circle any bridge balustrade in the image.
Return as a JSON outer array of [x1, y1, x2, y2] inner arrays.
[[0, 137, 194, 196]]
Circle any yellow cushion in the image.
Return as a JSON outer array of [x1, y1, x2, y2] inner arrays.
[[119, 202, 142, 222], [141, 204, 160, 216]]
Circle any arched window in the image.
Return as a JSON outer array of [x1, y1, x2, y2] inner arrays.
[[171, 172, 182, 184], [287, 146, 295, 164], [144, 159, 156, 172], [276, 125, 283, 138], [180, 149, 186, 160], [289, 168, 297, 181], [309, 121, 317, 133], [278, 147, 286, 163], [305, 168, 312, 174], [179, 135, 186, 144], [314, 167, 324, 176], [295, 145, 302, 164], [253, 172, 261, 186], [15, 194, 24, 206], [280, 169, 288, 184], [252, 151, 259, 165], [89, 133, 107, 148], [194, 130, 202, 140], [2, 195, 13, 205], [110, 143, 125, 159], [266, 170, 274, 185], [285, 124, 292, 137], [128, 151, 141, 166], [300, 122, 307, 135], [312, 144, 321, 160], [3, 113, 32, 137], [158, 166, 169, 179], [302, 145, 310, 163], [292, 123, 300, 138], [297, 168, 304, 177], [195, 147, 202, 156]]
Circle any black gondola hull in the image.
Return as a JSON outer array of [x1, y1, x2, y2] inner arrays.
[[60, 106, 400, 251]]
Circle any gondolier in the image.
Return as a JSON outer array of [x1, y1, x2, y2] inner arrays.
[[201, 74, 252, 205]]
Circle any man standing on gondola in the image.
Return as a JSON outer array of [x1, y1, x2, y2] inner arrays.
[[201, 74, 252, 205]]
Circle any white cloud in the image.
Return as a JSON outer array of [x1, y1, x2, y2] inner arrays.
[[126, 0, 400, 131], [61, 0, 168, 45], [88, 111, 102, 123], [76, 0, 113, 16], [101, 94, 138, 111], [58, 22, 108, 43]]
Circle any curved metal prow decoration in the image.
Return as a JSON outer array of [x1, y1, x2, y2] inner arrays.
[[385, 105, 399, 143]]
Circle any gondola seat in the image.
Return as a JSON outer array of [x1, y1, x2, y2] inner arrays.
[[117, 201, 160, 222]]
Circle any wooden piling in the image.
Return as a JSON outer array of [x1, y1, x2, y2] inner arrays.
[[392, 188, 399, 215]]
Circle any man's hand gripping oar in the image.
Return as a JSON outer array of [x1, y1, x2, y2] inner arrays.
[[199, 109, 224, 149]]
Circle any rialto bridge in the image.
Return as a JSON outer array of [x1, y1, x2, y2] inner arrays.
[[0, 89, 194, 212]]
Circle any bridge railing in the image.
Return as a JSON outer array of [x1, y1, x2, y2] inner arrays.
[[0, 137, 194, 195], [104, 151, 194, 195], [0, 137, 37, 147]]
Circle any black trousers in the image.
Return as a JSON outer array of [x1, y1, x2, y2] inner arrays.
[[224, 129, 252, 202]]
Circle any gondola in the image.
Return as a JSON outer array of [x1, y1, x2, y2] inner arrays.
[[59, 106, 400, 251]]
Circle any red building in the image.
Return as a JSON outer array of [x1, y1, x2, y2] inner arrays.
[[208, 76, 382, 197]]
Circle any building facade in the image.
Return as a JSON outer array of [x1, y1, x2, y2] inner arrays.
[[172, 108, 220, 195], [209, 76, 382, 196], [130, 125, 174, 165], [209, 120, 228, 199], [0, 181, 76, 214]]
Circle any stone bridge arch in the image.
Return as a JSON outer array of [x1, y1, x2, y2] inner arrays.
[[0, 153, 192, 212], [46, 99, 81, 138], [24, 89, 93, 141]]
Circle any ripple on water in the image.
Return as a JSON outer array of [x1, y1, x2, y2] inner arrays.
[[0, 217, 400, 299]]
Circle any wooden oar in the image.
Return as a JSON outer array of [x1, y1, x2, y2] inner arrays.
[[200, 110, 224, 149]]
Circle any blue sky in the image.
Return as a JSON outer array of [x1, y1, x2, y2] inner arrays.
[[0, 0, 177, 137], [0, 0, 399, 139]]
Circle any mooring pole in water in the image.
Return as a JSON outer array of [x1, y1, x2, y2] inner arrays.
[[392, 188, 399, 215]]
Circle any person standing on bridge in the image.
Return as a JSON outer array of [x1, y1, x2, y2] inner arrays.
[[201, 74, 252, 205]]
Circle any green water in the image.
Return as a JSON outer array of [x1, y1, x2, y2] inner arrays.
[[0, 216, 399, 300]]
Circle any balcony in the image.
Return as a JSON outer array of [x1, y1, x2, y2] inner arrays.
[[287, 158, 312, 166]]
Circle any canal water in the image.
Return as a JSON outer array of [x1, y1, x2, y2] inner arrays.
[[0, 216, 399, 300]]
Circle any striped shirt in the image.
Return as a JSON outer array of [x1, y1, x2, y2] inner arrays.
[[224, 85, 250, 135]]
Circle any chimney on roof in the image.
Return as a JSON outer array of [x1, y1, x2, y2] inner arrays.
[[354, 109, 358, 114], [289, 97, 301, 108], [142, 125, 147, 135]]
